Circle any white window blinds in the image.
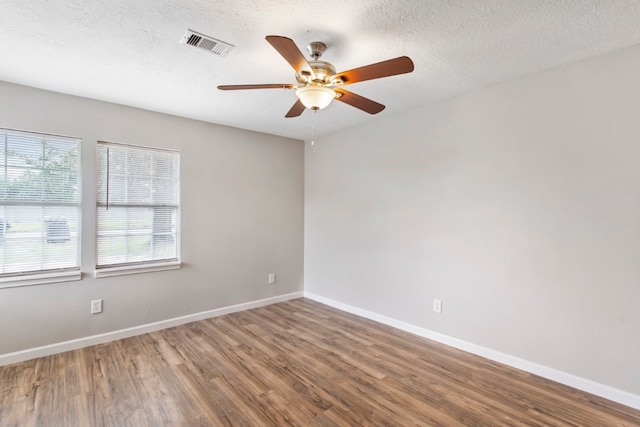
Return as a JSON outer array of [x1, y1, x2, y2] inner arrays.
[[96, 142, 180, 269], [0, 129, 81, 279]]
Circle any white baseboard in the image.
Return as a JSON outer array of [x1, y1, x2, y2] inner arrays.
[[0, 291, 304, 367], [304, 292, 640, 411]]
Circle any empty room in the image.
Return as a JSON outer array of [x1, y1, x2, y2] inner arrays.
[[1, 0, 640, 425]]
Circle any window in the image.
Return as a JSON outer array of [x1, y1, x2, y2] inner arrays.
[[96, 142, 180, 276], [0, 128, 81, 287]]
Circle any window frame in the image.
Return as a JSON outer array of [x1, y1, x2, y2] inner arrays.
[[94, 141, 181, 278], [0, 128, 82, 288]]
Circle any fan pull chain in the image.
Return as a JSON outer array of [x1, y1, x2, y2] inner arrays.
[[311, 109, 317, 152]]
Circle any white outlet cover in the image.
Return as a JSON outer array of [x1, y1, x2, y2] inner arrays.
[[433, 299, 442, 314], [91, 299, 103, 314]]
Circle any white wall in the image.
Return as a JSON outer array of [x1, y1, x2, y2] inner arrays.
[[0, 81, 304, 355], [305, 44, 640, 396]]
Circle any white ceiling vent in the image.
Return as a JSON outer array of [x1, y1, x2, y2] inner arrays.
[[180, 29, 234, 57]]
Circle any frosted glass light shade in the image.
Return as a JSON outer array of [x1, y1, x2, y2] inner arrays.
[[296, 86, 335, 110]]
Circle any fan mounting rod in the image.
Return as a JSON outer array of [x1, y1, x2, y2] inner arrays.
[[307, 42, 326, 60]]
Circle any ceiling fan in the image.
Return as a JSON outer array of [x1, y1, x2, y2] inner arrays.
[[218, 35, 415, 118]]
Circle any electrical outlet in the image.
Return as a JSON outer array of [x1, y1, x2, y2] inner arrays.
[[433, 299, 442, 314], [91, 299, 103, 314], [268, 273, 276, 284]]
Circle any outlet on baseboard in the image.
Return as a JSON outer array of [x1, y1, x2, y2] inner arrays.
[[91, 299, 103, 314]]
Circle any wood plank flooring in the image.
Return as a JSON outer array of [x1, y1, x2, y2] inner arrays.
[[1, 298, 639, 426]]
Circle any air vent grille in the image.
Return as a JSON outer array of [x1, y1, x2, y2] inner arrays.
[[180, 29, 234, 57], [186, 34, 202, 46]]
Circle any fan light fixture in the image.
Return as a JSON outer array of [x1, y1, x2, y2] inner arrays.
[[296, 85, 335, 110]]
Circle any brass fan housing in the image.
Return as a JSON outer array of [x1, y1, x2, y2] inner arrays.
[[296, 60, 337, 85], [295, 41, 342, 86]]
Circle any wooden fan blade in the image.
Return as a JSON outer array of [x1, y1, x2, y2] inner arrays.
[[334, 89, 385, 114], [265, 35, 314, 76], [333, 56, 414, 85], [285, 99, 305, 118], [218, 84, 295, 90]]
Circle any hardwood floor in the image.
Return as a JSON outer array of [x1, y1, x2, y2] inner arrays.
[[1, 298, 639, 426]]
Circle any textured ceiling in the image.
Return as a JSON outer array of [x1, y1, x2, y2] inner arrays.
[[1, 0, 640, 140]]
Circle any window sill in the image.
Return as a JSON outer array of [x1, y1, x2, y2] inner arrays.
[[0, 269, 82, 289], [94, 260, 181, 278]]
